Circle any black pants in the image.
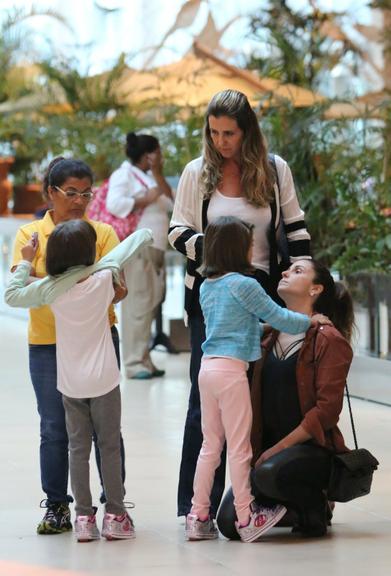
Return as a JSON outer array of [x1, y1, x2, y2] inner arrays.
[[177, 315, 226, 517], [217, 445, 332, 539]]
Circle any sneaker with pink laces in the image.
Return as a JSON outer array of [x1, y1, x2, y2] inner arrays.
[[236, 503, 287, 543], [102, 512, 135, 540], [185, 514, 218, 541], [75, 510, 100, 542]]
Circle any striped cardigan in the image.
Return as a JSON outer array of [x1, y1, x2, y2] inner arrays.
[[168, 155, 311, 318]]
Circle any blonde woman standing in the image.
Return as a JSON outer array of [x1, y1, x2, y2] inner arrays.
[[169, 89, 311, 518]]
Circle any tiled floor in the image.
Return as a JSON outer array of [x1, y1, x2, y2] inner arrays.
[[0, 313, 390, 576]]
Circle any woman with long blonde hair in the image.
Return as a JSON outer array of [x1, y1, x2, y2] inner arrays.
[[169, 89, 311, 519]]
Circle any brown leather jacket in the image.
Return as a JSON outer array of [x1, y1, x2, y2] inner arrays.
[[250, 324, 353, 465]]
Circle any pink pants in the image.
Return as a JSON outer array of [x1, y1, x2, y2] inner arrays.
[[191, 357, 254, 525]]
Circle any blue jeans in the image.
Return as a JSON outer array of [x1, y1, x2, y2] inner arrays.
[[177, 315, 226, 517], [29, 325, 125, 504]]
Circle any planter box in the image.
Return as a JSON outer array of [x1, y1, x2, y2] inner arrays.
[[13, 183, 43, 214], [0, 157, 14, 214]]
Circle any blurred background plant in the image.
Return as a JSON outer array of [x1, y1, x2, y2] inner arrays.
[[248, 0, 390, 273], [0, 0, 389, 274], [0, 5, 69, 103]]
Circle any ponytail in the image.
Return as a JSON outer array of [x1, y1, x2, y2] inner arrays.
[[332, 282, 355, 343], [311, 261, 355, 342]]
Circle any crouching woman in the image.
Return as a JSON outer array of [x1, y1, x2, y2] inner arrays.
[[217, 260, 354, 538]]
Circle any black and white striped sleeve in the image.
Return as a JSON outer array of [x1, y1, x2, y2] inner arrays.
[[277, 156, 311, 260], [168, 161, 204, 266]]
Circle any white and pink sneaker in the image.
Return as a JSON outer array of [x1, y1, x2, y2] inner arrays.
[[102, 512, 135, 540], [185, 514, 218, 541], [75, 511, 100, 542], [236, 503, 287, 542]]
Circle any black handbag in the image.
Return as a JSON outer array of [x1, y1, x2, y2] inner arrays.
[[327, 382, 379, 502]]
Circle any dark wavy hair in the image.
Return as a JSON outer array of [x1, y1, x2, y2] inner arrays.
[[46, 219, 97, 276], [311, 261, 355, 342], [125, 132, 159, 164], [42, 157, 93, 200], [202, 216, 255, 278]]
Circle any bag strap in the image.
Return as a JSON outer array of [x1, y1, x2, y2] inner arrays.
[[267, 155, 280, 297], [131, 168, 149, 189], [345, 382, 359, 449], [312, 327, 359, 450]]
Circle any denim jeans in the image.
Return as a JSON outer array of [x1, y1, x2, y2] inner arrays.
[[177, 314, 226, 517], [29, 325, 125, 504]]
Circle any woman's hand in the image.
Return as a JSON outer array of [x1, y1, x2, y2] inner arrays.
[[255, 425, 312, 467], [147, 148, 173, 199], [134, 186, 162, 209], [147, 149, 164, 174], [21, 233, 38, 263], [311, 313, 332, 326], [255, 444, 284, 466], [112, 272, 128, 303]]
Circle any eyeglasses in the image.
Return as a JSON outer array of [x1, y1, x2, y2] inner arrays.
[[54, 185, 94, 200]]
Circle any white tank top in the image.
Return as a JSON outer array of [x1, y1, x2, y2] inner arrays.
[[207, 190, 271, 273]]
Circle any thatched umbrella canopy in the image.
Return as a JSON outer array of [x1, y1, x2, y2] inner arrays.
[[113, 42, 324, 114]]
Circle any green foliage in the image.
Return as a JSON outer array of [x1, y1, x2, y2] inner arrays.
[[0, 6, 69, 102], [0, 108, 140, 183], [262, 100, 390, 274], [39, 53, 128, 115], [153, 110, 204, 176], [248, 0, 360, 89], [249, 0, 390, 274], [0, 49, 142, 181]]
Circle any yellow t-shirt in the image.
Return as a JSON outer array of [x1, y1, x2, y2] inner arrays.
[[11, 211, 119, 344]]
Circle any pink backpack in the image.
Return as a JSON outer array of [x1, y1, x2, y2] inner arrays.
[[87, 173, 146, 241]]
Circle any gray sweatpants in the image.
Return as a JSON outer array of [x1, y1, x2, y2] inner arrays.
[[63, 386, 125, 516]]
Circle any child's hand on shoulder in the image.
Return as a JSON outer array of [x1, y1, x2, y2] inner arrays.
[[311, 313, 332, 326], [21, 233, 38, 263]]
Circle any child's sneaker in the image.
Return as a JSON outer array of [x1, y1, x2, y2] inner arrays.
[[185, 514, 218, 541], [102, 512, 135, 540], [75, 508, 100, 542], [236, 503, 287, 542], [37, 500, 72, 535]]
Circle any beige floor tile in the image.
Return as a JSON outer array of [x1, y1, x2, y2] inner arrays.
[[0, 314, 390, 576]]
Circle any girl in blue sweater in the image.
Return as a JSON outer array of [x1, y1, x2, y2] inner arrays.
[[186, 216, 328, 543]]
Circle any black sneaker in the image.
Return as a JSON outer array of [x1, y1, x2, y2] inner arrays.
[[37, 500, 72, 535]]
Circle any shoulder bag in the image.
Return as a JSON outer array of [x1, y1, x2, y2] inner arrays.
[[311, 330, 379, 502], [327, 380, 379, 502], [87, 170, 148, 241]]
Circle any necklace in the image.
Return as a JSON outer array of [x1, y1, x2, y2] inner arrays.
[[273, 334, 305, 361]]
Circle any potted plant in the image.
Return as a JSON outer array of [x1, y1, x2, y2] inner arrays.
[[0, 155, 14, 214]]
